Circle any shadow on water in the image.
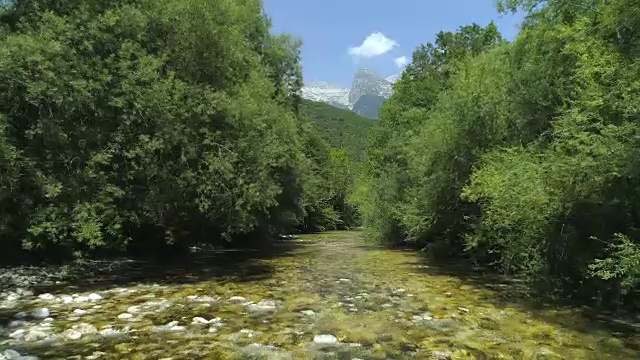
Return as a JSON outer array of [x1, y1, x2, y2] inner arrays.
[[29, 239, 305, 297], [402, 256, 640, 350]]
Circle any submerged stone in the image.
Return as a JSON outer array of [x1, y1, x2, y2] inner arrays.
[[37, 293, 55, 301], [229, 296, 248, 303], [247, 299, 281, 313], [31, 308, 50, 319], [313, 334, 338, 345]]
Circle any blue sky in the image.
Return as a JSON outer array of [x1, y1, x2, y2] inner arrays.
[[263, 0, 524, 87]]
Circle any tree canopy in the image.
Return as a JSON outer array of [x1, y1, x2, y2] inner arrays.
[[358, 0, 640, 309]]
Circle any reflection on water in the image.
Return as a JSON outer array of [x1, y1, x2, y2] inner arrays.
[[1, 230, 639, 359]]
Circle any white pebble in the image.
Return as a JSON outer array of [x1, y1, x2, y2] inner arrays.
[[117, 313, 133, 320], [38, 293, 56, 300], [31, 308, 50, 319], [73, 309, 88, 315], [191, 317, 209, 325], [88, 293, 102, 301]]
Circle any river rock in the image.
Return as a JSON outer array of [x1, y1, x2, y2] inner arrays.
[[72, 323, 97, 334], [62, 329, 82, 340], [73, 309, 88, 315], [117, 313, 133, 320], [2, 349, 26, 360], [14, 312, 27, 319], [240, 343, 292, 360], [9, 320, 28, 328], [152, 321, 185, 332], [62, 296, 74, 304], [247, 299, 281, 313], [229, 296, 248, 303], [23, 330, 48, 342], [300, 310, 316, 316], [191, 317, 209, 325], [338, 278, 351, 283], [38, 293, 55, 301], [313, 334, 338, 345], [31, 308, 50, 319], [458, 307, 470, 314], [74, 296, 90, 303], [432, 351, 452, 360], [88, 293, 102, 301], [392, 288, 406, 296]]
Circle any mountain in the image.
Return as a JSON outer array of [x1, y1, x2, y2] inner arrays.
[[301, 82, 350, 110], [385, 74, 401, 84], [301, 68, 398, 119], [352, 94, 387, 120], [300, 99, 374, 160]]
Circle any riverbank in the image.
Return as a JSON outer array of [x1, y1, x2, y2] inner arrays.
[[0, 230, 639, 359]]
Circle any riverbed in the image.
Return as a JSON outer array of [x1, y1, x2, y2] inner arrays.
[[0, 230, 638, 359]]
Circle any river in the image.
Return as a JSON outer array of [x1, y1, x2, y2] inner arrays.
[[0, 230, 638, 359]]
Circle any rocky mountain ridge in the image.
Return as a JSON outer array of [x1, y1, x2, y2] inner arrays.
[[301, 68, 397, 119]]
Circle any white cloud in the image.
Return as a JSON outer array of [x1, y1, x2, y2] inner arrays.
[[394, 56, 409, 68], [348, 32, 398, 58]]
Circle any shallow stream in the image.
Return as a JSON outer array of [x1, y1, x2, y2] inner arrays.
[[1, 231, 639, 359]]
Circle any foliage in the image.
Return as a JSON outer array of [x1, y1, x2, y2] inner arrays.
[[0, 0, 355, 259], [361, 0, 640, 308], [300, 99, 374, 161]]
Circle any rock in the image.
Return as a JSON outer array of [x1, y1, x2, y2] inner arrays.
[[98, 328, 120, 336], [85, 351, 106, 360], [338, 278, 351, 283], [31, 308, 50, 319], [43, 317, 54, 323], [300, 310, 316, 316], [208, 317, 223, 325], [62, 329, 82, 340], [2, 350, 23, 360], [208, 326, 219, 333], [382, 303, 393, 308], [191, 317, 209, 325], [313, 334, 338, 345], [117, 313, 133, 320], [73, 309, 88, 315], [88, 293, 102, 301], [23, 330, 48, 342], [229, 296, 248, 303], [74, 296, 90, 302], [72, 323, 97, 334], [62, 296, 74, 304], [412, 313, 434, 323], [9, 320, 28, 328], [152, 321, 185, 332], [187, 295, 218, 303], [126, 305, 141, 313], [38, 293, 55, 301], [14, 312, 27, 319], [444, 292, 453, 297], [432, 351, 452, 360], [6, 293, 19, 302], [9, 329, 25, 339], [392, 288, 406, 295], [458, 307, 470, 314], [247, 299, 281, 313]]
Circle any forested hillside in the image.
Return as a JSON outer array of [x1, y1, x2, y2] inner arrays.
[[300, 99, 373, 160], [358, 0, 640, 309], [0, 0, 359, 261]]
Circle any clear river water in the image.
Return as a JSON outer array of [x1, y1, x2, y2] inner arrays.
[[1, 230, 639, 359]]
